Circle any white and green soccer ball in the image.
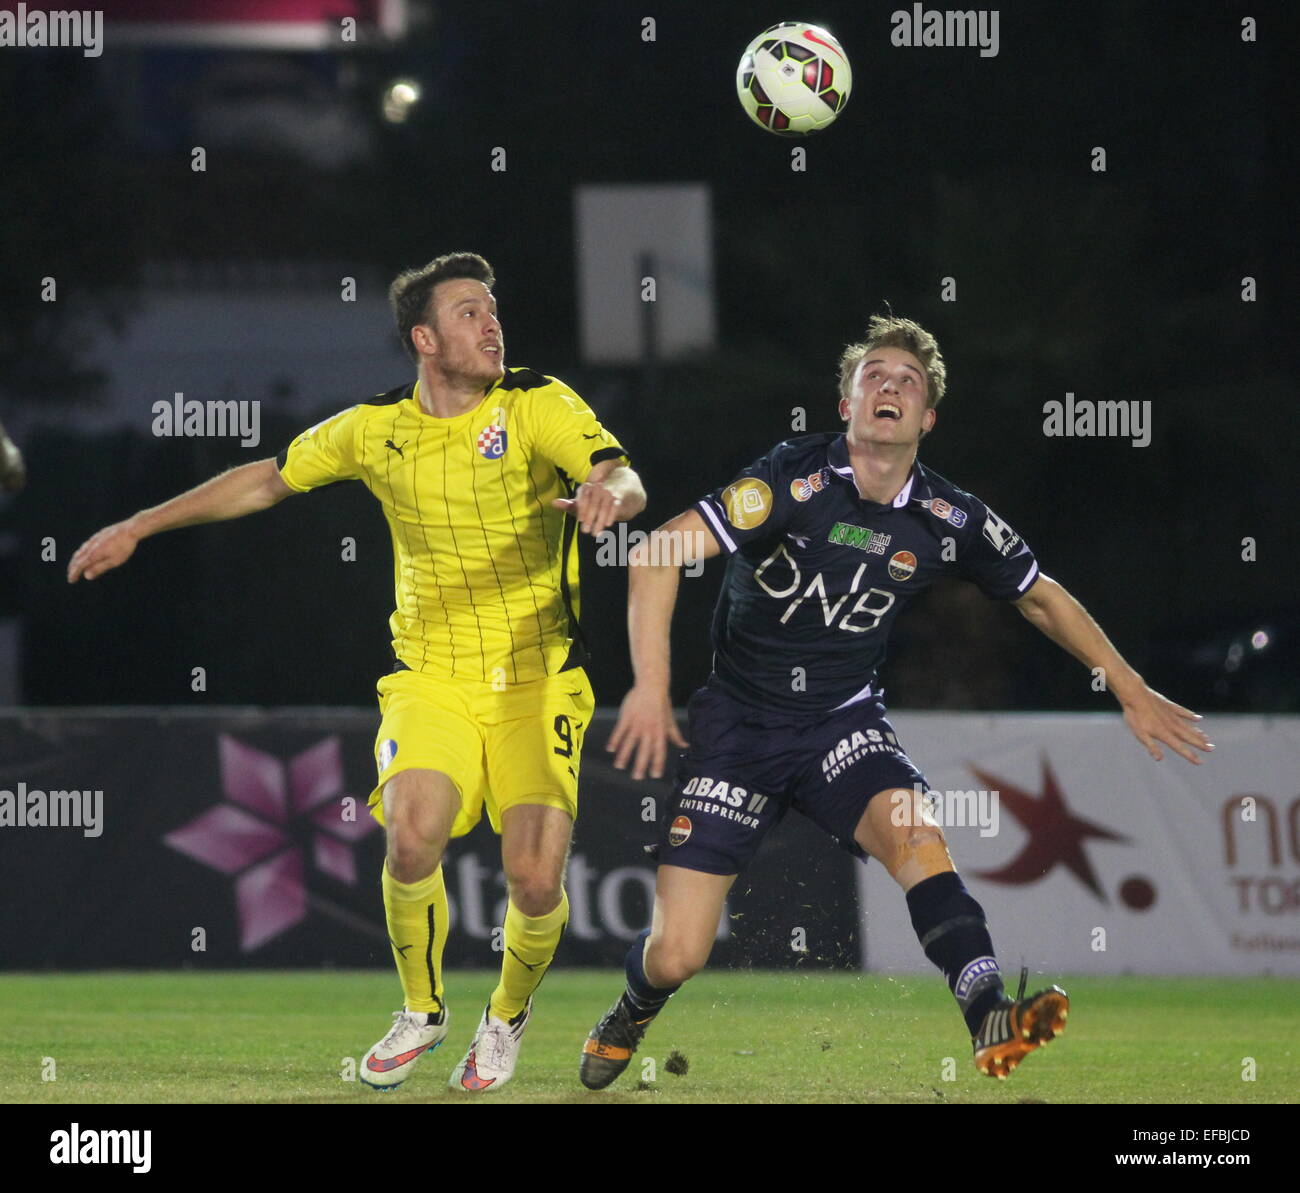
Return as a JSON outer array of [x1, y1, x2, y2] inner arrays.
[[736, 21, 852, 135]]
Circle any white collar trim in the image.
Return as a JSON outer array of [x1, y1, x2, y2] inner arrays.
[[830, 461, 916, 506]]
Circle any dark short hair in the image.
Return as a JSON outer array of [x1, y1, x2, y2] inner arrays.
[[388, 252, 496, 362]]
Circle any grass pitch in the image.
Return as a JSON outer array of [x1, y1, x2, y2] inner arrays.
[[1, 970, 1295, 1104]]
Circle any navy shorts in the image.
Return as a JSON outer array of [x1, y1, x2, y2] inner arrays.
[[658, 681, 931, 876]]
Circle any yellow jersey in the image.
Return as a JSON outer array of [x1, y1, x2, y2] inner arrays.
[[277, 367, 628, 685]]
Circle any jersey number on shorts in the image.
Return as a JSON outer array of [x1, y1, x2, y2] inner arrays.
[[552, 714, 575, 758]]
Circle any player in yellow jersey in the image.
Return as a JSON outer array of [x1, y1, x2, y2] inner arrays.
[[67, 252, 645, 1092]]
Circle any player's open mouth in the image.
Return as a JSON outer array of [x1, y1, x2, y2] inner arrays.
[[481, 345, 501, 355], [874, 402, 902, 419]]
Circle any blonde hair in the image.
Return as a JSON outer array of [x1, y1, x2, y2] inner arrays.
[[838, 315, 947, 407]]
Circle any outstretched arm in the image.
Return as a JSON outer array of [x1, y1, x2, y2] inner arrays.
[[552, 459, 646, 536], [1014, 573, 1214, 765], [67, 458, 294, 583], [607, 508, 718, 779]]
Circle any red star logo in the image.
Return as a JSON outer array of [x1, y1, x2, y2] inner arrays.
[[970, 756, 1129, 901]]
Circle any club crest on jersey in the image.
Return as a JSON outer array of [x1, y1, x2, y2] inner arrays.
[[888, 550, 918, 581], [377, 738, 398, 774], [668, 816, 692, 846], [921, 497, 967, 527], [476, 424, 507, 459], [790, 468, 832, 502]]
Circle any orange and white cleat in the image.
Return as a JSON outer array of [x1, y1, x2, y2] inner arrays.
[[579, 993, 656, 1090], [973, 968, 1069, 1080]]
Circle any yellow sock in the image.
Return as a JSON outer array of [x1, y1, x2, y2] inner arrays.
[[381, 863, 448, 1015], [488, 891, 569, 1021]]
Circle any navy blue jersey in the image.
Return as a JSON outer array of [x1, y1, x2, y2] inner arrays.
[[693, 433, 1039, 715]]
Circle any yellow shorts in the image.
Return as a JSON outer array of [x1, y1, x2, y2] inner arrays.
[[368, 666, 595, 838]]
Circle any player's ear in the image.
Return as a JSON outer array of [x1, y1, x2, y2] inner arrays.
[[921, 406, 937, 434], [838, 395, 850, 422], [411, 323, 437, 357]]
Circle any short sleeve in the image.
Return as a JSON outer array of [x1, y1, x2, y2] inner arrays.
[[694, 450, 791, 555], [521, 381, 628, 483], [954, 497, 1040, 599], [277, 406, 362, 492]]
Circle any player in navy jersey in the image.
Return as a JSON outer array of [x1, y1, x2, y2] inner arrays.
[[579, 315, 1213, 1088]]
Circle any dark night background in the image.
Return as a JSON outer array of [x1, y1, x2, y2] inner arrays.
[[0, 0, 1292, 715]]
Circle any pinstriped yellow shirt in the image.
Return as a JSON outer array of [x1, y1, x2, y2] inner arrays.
[[277, 367, 627, 684]]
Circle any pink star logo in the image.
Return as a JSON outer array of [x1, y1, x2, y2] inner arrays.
[[164, 735, 377, 950]]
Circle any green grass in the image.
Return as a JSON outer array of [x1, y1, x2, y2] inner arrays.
[[1, 971, 1296, 1104]]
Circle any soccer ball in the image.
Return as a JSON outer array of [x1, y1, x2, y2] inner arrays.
[[735, 21, 852, 135]]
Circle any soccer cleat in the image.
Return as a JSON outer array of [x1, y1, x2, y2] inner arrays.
[[360, 1008, 449, 1090], [448, 999, 532, 1092], [973, 967, 1069, 1080], [579, 993, 657, 1090]]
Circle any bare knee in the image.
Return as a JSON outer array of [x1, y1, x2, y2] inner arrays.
[[383, 775, 454, 882], [900, 823, 947, 858], [887, 824, 952, 887], [386, 820, 444, 883], [505, 866, 564, 918], [645, 934, 711, 987]]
